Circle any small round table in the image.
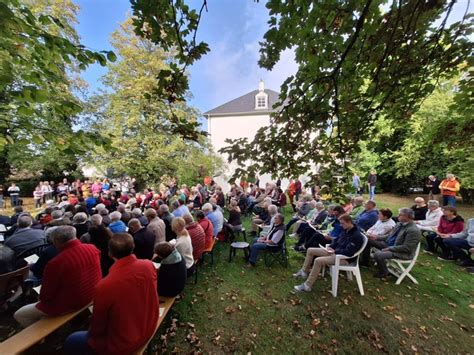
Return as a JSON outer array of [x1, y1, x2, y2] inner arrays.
[[229, 242, 250, 262]]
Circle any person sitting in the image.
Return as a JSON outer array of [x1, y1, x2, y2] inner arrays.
[[132, 208, 148, 226], [196, 210, 214, 250], [290, 202, 327, 238], [202, 203, 223, 238], [29, 234, 58, 281], [4, 214, 46, 256], [294, 205, 345, 252], [354, 201, 378, 232], [128, 218, 155, 260], [415, 200, 443, 231], [285, 195, 313, 232], [72, 212, 90, 238], [14, 226, 101, 327], [154, 242, 187, 297], [349, 197, 365, 219], [250, 199, 272, 235], [117, 204, 131, 225], [144, 208, 166, 245], [108, 211, 127, 233], [158, 204, 175, 241], [183, 214, 205, 261], [360, 208, 396, 266], [172, 199, 189, 218], [64, 233, 159, 354], [98, 207, 111, 226], [81, 214, 113, 277], [293, 214, 364, 292], [226, 198, 243, 233], [170, 217, 195, 277], [258, 205, 279, 238], [0, 245, 17, 275], [47, 209, 71, 227], [439, 218, 474, 266], [425, 206, 464, 256], [411, 197, 428, 221], [246, 214, 285, 267], [373, 208, 421, 278]]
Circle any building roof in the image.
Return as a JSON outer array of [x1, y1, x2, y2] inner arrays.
[[204, 89, 281, 116]]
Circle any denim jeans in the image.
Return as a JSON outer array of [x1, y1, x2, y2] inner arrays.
[[10, 195, 19, 207], [249, 237, 268, 264], [442, 195, 456, 207], [443, 238, 472, 260], [64, 331, 94, 355], [369, 186, 376, 200]]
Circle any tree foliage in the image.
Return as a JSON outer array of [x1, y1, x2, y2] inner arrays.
[[131, 0, 472, 191], [87, 19, 223, 187], [0, 0, 115, 180]]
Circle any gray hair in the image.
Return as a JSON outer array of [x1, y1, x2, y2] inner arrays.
[[128, 218, 141, 229], [99, 208, 109, 216], [399, 208, 415, 219], [315, 201, 325, 209], [353, 197, 364, 206], [51, 210, 64, 219], [18, 214, 33, 228], [90, 214, 103, 226], [158, 204, 169, 213], [202, 203, 213, 213], [73, 212, 88, 224], [446, 173, 454, 179], [132, 208, 142, 217], [268, 204, 278, 215], [427, 200, 439, 208], [274, 213, 285, 223], [50, 225, 76, 244], [182, 213, 194, 224], [110, 211, 122, 221]]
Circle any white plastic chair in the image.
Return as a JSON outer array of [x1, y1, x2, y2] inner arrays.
[[327, 234, 368, 297], [387, 242, 421, 285]]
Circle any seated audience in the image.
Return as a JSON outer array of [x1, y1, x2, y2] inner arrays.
[[128, 219, 155, 260], [64, 233, 159, 354], [158, 204, 176, 241], [108, 211, 127, 233], [355, 201, 378, 232], [4, 214, 46, 256], [425, 206, 464, 255], [285, 195, 313, 232], [172, 199, 189, 218], [227, 198, 243, 232], [373, 208, 421, 278], [415, 200, 443, 231], [246, 214, 285, 267], [72, 212, 90, 238], [171, 217, 194, 277], [203, 203, 223, 238], [293, 214, 364, 292], [360, 208, 396, 266], [0, 245, 17, 275], [144, 208, 166, 245], [349, 197, 365, 219], [14, 226, 101, 327], [132, 208, 149, 226], [183, 214, 205, 261], [154, 242, 187, 297], [411, 197, 428, 221], [196, 210, 214, 250]]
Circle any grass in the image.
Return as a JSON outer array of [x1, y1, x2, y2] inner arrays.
[[0, 194, 473, 354]]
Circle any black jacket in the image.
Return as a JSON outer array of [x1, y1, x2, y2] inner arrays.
[[132, 227, 155, 260], [158, 256, 187, 297]]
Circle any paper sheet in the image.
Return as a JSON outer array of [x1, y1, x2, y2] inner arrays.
[[24, 254, 39, 264], [152, 262, 161, 270], [33, 285, 42, 294], [159, 307, 164, 317]]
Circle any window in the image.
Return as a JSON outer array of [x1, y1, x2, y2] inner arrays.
[[256, 95, 267, 109]]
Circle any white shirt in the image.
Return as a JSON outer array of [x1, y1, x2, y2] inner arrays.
[[367, 219, 396, 238], [417, 208, 443, 230], [172, 235, 194, 269]]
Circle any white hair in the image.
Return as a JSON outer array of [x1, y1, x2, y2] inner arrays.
[[427, 200, 439, 208], [202, 203, 213, 213], [110, 211, 122, 221]]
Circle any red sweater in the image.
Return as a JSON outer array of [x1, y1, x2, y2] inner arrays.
[[438, 215, 464, 235], [199, 218, 214, 250], [186, 222, 206, 260], [88, 255, 159, 354], [37, 239, 101, 315]]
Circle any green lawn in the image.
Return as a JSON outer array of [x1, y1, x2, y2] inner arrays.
[[1, 194, 472, 353], [156, 194, 473, 354]]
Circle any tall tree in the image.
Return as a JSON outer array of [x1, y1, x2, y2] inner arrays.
[[87, 19, 223, 186]]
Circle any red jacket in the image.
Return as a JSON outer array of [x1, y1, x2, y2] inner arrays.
[[37, 239, 101, 315], [438, 215, 464, 235], [186, 222, 206, 260], [88, 255, 159, 355], [199, 218, 214, 250]]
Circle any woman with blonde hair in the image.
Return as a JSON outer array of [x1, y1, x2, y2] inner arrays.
[[171, 217, 195, 277]]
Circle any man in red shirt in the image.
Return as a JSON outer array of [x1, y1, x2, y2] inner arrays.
[[183, 213, 206, 260], [64, 233, 159, 354], [14, 226, 101, 327], [196, 210, 214, 250]]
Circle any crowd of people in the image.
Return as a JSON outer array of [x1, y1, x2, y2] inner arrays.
[[0, 172, 471, 352]]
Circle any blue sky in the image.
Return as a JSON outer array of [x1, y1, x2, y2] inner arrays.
[[75, 0, 471, 115]]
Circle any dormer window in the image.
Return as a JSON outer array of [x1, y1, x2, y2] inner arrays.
[[256, 95, 267, 109]]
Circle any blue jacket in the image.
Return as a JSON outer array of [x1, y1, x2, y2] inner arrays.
[[328, 218, 343, 238], [109, 220, 127, 234], [330, 226, 364, 258], [356, 209, 379, 232]]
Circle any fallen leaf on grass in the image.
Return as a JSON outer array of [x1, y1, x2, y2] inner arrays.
[[469, 304, 474, 309], [448, 302, 457, 308], [312, 318, 321, 327], [383, 305, 396, 312], [362, 311, 371, 319], [394, 315, 403, 321]]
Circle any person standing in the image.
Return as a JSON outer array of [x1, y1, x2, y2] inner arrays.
[[0, 184, 4, 209], [294, 178, 303, 202], [426, 175, 441, 202], [7, 183, 20, 207], [367, 170, 377, 201], [64, 233, 159, 354], [439, 174, 460, 207], [33, 186, 43, 209], [352, 173, 361, 195]]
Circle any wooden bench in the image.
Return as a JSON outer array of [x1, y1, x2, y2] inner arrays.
[[0, 303, 91, 354], [133, 296, 176, 355]]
